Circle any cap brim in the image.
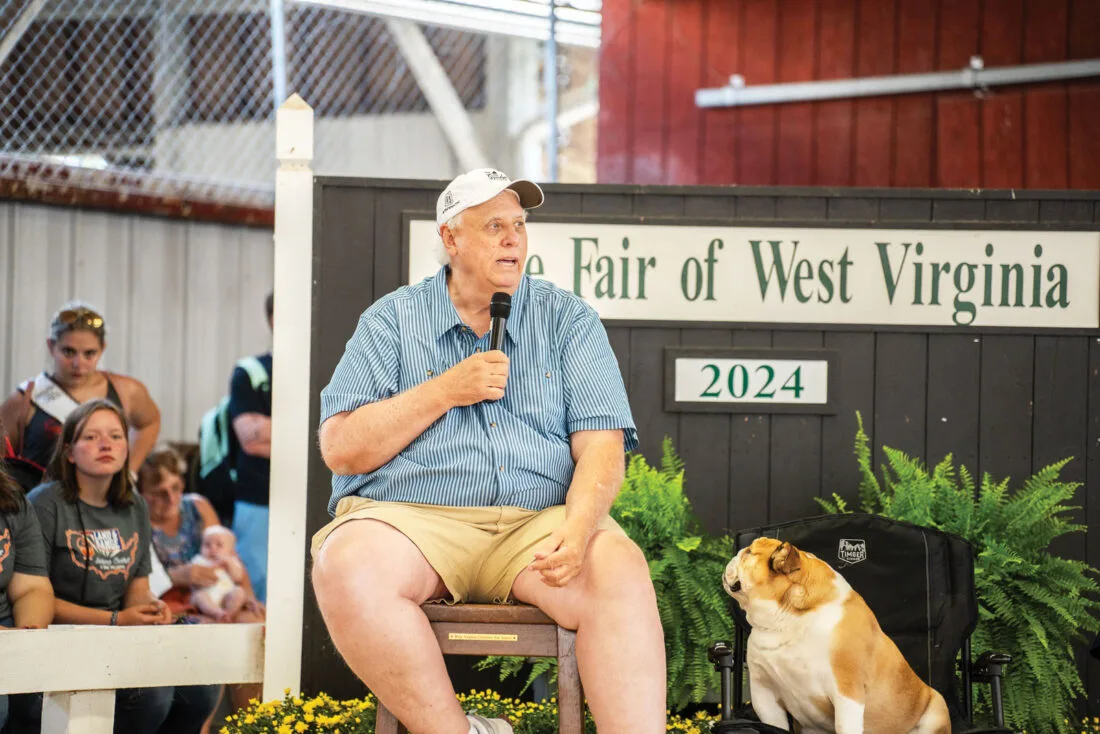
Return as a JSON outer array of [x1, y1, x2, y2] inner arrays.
[[507, 179, 544, 210]]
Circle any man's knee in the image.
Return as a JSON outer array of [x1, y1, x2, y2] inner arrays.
[[311, 523, 375, 597], [583, 532, 655, 601], [312, 520, 441, 607]]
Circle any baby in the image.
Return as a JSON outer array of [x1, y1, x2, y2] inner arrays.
[[190, 525, 249, 622]]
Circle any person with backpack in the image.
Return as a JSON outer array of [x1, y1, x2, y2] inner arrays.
[[223, 293, 273, 604], [193, 355, 269, 529], [0, 302, 162, 492]]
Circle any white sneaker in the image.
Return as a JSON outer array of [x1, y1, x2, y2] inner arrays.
[[466, 713, 513, 734]]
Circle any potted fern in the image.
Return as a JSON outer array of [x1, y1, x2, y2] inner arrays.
[[818, 413, 1100, 734], [477, 439, 734, 712]]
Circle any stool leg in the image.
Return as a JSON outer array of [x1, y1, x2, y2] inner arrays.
[[375, 702, 407, 734], [556, 626, 584, 734]]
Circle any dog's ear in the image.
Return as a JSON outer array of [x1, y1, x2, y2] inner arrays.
[[769, 542, 802, 576]]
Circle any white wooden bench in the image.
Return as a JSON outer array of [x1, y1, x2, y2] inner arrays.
[[0, 624, 264, 734]]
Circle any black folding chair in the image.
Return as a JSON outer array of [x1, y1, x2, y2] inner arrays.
[[709, 513, 1012, 733]]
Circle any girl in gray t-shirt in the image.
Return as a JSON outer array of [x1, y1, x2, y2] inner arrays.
[[0, 451, 53, 731], [20, 398, 218, 734]]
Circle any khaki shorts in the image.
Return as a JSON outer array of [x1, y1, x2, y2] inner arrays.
[[311, 496, 624, 603]]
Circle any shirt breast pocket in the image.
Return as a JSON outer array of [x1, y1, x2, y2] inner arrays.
[[507, 353, 566, 438]]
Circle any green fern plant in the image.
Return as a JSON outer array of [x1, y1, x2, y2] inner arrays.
[[818, 413, 1100, 734], [476, 438, 733, 711]]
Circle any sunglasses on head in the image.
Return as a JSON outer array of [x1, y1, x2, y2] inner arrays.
[[57, 308, 105, 331]]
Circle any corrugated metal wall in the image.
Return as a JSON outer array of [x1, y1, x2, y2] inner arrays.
[[0, 202, 274, 443], [598, 0, 1100, 189]]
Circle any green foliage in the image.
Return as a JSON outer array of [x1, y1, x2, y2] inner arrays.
[[477, 438, 733, 712], [614, 438, 734, 710], [817, 413, 1100, 734]]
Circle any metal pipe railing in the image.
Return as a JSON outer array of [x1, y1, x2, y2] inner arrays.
[[696, 57, 1100, 109]]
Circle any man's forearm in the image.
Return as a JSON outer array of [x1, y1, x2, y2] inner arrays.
[[564, 434, 626, 537], [320, 380, 454, 476]]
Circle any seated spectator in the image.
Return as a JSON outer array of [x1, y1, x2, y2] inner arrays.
[[189, 526, 249, 623], [138, 447, 263, 720], [0, 420, 53, 731], [138, 447, 263, 622], [22, 399, 218, 734], [0, 301, 161, 489]]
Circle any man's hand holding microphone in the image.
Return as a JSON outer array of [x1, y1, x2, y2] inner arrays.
[[436, 292, 512, 406]]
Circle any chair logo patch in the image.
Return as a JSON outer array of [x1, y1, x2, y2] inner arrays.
[[837, 538, 867, 565]]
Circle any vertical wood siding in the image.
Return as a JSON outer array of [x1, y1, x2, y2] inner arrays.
[[598, 0, 1100, 188]]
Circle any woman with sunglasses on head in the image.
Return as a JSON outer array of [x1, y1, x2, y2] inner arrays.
[[0, 419, 54, 732], [0, 301, 162, 487], [17, 400, 218, 734]]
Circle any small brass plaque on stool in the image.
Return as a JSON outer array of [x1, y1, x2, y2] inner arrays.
[[448, 633, 519, 642]]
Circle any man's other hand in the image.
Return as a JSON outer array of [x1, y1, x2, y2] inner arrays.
[[440, 351, 509, 406], [528, 523, 593, 587]]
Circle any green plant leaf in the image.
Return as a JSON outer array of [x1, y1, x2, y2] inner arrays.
[[676, 536, 702, 553]]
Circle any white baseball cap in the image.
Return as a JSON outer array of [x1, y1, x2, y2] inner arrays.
[[436, 168, 544, 228]]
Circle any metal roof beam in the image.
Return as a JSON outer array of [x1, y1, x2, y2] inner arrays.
[[297, 0, 600, 47], [0, 0, 49, 68], [384, 17, 490, 172], [30, 0, 600, 47]]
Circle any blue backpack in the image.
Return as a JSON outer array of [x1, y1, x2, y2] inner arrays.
[[194, 356, 269, 526]]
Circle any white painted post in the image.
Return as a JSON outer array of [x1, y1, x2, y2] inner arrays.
[[264, 92, 315, 700], [41, 691, 115, 734]]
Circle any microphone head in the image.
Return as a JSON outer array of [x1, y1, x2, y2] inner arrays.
[[490, 291, 512, 319]]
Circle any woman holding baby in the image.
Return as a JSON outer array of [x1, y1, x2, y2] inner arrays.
[[137, 446, 264, 719], [13, 399, 219, 734], [137, 447, 262, 623]]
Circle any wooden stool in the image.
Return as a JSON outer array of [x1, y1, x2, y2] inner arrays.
[[375, 603, 584, 734]]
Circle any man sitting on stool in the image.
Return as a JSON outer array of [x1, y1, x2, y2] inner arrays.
[[310, 168, 666, 734]]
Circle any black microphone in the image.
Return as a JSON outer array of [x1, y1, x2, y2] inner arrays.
[[489, 292, 512, 351]]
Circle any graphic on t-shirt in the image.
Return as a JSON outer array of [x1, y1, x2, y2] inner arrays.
[[66, 528, 139, 580], [0, 528, 10, 573]]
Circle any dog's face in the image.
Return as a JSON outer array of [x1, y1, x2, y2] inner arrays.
[[723, 537, 805, 609]]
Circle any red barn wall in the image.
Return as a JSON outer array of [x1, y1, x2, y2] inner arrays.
[[597, 0, 1100, 189]]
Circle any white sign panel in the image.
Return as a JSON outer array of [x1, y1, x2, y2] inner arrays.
[[408, 220, 1100, 328], [674, 357, 829, 405]]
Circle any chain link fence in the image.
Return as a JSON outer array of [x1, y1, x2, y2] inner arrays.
[[0, 0, 599, 212]]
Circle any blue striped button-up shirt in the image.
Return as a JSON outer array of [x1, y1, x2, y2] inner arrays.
[[320, 268, 638, 515]]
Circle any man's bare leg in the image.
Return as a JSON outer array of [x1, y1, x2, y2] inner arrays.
[[511, 530, 666, 734], [312, 520, 470, 734]]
